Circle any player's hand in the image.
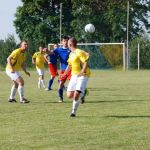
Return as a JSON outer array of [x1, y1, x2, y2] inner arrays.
[[59, 73, 64, 80], [78, 72, 86, 76], [10, 68, 15, 73], [25, 71, 30, 77]]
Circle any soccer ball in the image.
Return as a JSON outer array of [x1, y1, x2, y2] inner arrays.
[[85, 24, 95, 33]]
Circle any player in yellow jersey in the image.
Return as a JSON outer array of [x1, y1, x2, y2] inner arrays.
[[61, 37, 91, 117], [6, 41, 30, 103], [32, 46, 46, 89]]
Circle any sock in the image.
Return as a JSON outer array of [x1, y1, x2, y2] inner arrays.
[[41, 79, 46, 88], [48, 79, 54, 90], [58, 88, 63, 100], [38, 79, 41, 88], [72, 100, 81, 114], [18, 85, 24, 102], [10, 85, 17, 99]]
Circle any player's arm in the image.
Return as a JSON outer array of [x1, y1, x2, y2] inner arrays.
[[79, 61, 88, 76], [44, 54, 49, 64], [7, 55, 15, 73], [79, 50, 89, 76], [32, 53, 36, 64], [60, 65, 71, 78], [22, 62, 30, 76]]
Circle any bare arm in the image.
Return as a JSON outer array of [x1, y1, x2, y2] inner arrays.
[[32, 57, 36, 64], [60, 65, 71, 78], [79, 61, 88, 76], [7, 56, 15, 73], [22, 62, 30, 76], [44, 54, 49, 64]]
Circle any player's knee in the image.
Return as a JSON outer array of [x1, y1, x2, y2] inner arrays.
[[67, 92, 74, 99]]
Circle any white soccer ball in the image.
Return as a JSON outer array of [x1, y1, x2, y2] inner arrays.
[[85, 24, 95, 33]]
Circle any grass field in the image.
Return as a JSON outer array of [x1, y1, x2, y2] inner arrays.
[[1, 70, 150, 150]]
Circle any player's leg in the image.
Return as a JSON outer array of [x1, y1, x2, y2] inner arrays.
[[46, 64, 57, 90], [58, 80, 65, 102], [47, 76, 55, 90], [40, 69, 45, 88], [41, 74, 46, 88], [70, 76, 88, 117], [36, 69, 41, 88], [6, 70, 19, 102], [9, 81, 18, 102], [37, 69, 45, 89], [70, 90, 81, 117], [16, 76, 30, 103], [81, 88, 89, 104]]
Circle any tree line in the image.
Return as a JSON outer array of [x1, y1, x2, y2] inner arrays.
[[0, 0, 150, 69]]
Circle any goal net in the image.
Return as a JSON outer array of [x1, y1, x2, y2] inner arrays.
[[48, 43, 126, 70]]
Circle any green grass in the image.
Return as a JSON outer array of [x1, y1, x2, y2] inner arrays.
[[1, 70, 150, 150]]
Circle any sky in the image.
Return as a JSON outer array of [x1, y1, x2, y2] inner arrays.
[[0, 0, 22, 42]]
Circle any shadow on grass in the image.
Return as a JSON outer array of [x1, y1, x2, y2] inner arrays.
[[85, 99, 150, 103], [105, 115, 150, 118]]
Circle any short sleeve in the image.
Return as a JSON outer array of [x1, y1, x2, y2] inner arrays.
[[79, 50, 89, 63]]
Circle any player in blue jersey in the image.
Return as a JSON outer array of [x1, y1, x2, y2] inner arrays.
[[44, 45, 58, 90], [54, 36, 71, 102]]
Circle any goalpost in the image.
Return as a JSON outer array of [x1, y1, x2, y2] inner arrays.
[[48, 43, 126, 71]]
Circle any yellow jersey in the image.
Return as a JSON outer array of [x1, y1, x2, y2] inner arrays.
[[32, 52, 45, 69], [6, 48, 26, 71], [67, 48, 91, 77]]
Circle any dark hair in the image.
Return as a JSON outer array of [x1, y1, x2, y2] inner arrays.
[[62, 36, 69, 40], [69, 37, 77, 47]]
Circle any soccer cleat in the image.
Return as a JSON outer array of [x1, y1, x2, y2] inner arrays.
[[45, 88, 52, 91], [8, 99, 17, 103], [70, 113, 76, 117], [58, 97, 63, 103], [58, 100, 63, 103], [20, 98, 30, 104]]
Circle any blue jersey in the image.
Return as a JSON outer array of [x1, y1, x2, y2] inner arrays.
[[48, 52, 57, 65], [54, 47, 70, 70]]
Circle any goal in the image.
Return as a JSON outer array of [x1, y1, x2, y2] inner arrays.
[[48, 43, 126, 70]]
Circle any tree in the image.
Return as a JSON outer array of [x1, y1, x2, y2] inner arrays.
[[14, 0, 73, 48], [130, 35, 150, 69], [0, 35, 17, 68], [14, 0, 150, 48], [71, 0, 150, 43]]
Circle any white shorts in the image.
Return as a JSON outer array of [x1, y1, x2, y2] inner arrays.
[[67, 75, 88, 93], [6, 70, 20, 81], [36, 69, 44, 76]]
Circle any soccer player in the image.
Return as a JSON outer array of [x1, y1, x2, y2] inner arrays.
[[54, 36, 71, 102], [44, 45, 58, 90], [6, 41, 30, 103], [32, 46, 46, 89], [61, 37, 91, 117]]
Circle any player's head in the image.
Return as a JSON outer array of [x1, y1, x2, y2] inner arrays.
[[61, 36, 69, 48], [20, 40, 28, 51], [68, 37, 77, 49], [39, 46, 43, 52]]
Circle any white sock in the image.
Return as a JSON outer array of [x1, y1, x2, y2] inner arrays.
[[38, 79, 41, 88], [18, 85, 24, 102], [41, 80, 46, 88], [10, 85, 17, 99], [72, 100, 81, 114]]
